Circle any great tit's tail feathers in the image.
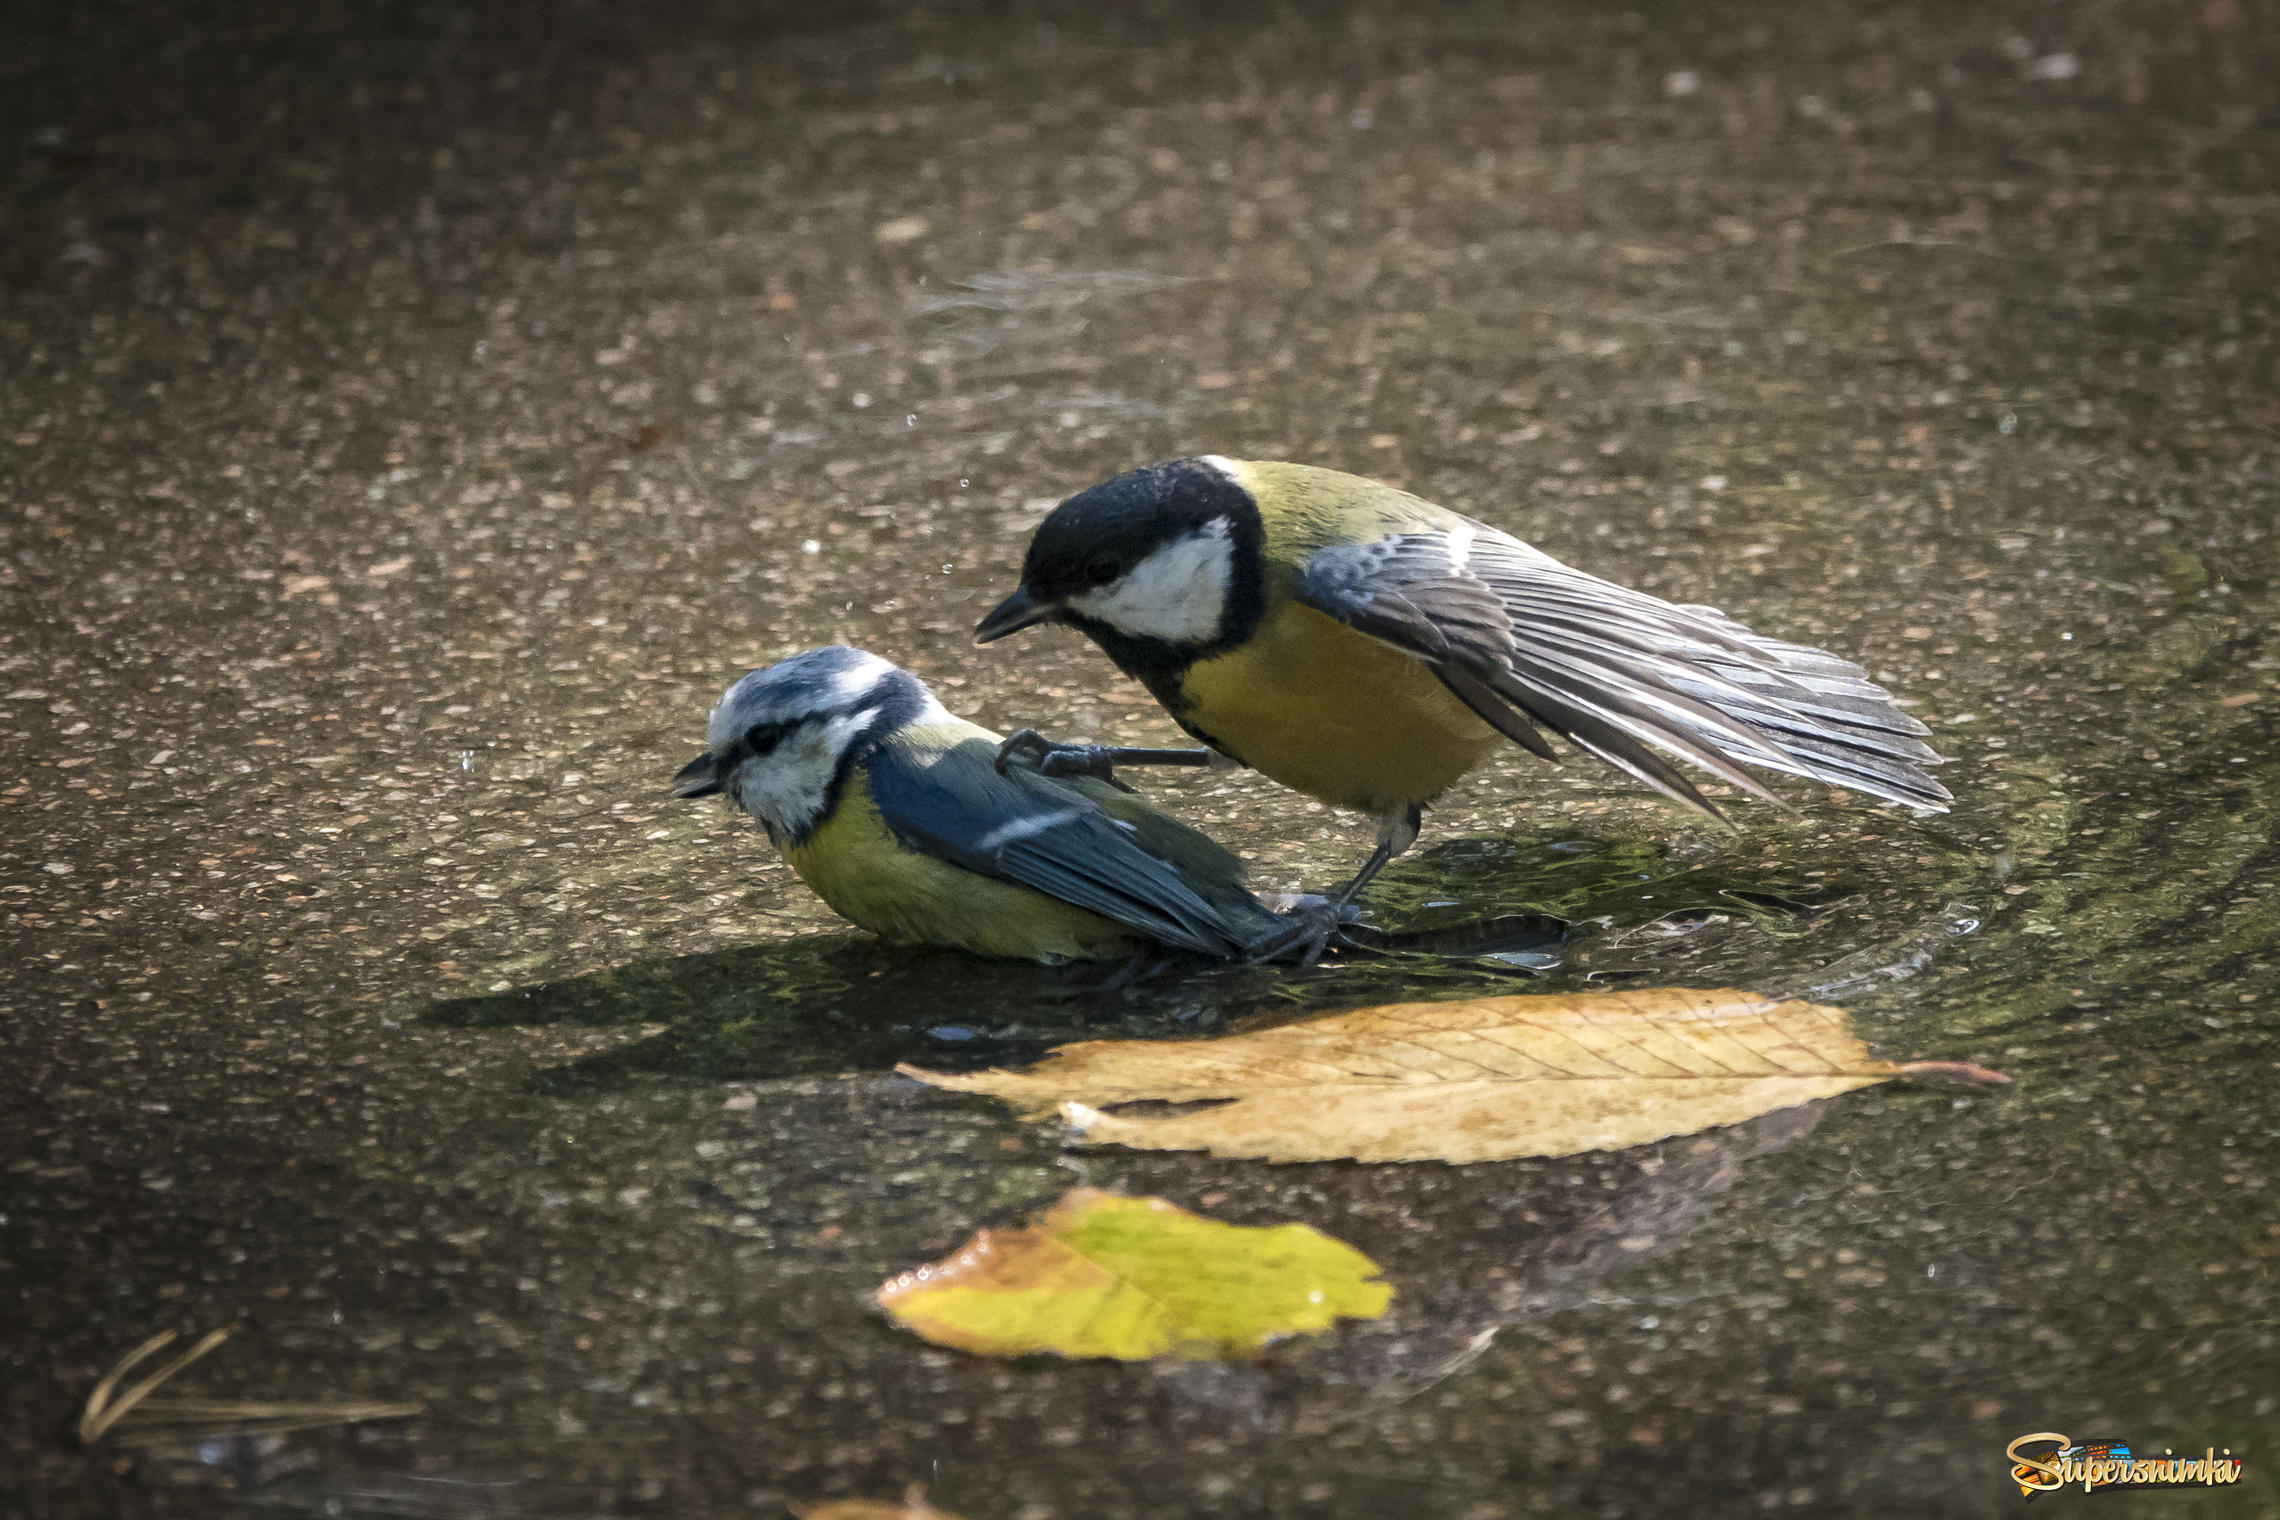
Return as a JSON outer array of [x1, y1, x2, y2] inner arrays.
[[1483, 568, 1952, 815], [1298, 528, 1952, 817], [1660, 605, 1952, 811]]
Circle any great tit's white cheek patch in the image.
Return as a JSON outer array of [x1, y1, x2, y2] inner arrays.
[[1069, 520, 1233, 644]]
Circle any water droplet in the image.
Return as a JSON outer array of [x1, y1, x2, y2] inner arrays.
[[958, 478, 969, 488]]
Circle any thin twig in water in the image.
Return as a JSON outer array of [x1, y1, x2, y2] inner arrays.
[[77, 1327, 421, 1448], [78, 1328, 233, 1445]]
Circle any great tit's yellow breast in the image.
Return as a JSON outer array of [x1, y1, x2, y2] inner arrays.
[[780, 768, 1139, 964], [1176, 600, 1501, 818], [1168, 460, 1499, 816]]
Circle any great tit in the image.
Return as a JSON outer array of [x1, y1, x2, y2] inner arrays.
[[976, 458, 1950, 922], [672, 645, 1287, 964]]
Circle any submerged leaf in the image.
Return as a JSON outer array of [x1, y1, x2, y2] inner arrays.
[[876, 1187, 1390, 1360], [902, 988, 2005, 1164]]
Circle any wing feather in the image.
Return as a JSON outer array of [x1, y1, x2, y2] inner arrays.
[[1436, 669, 1560, 761], [1294, 520, 1951, 816], [863, 735, 1269, 957]]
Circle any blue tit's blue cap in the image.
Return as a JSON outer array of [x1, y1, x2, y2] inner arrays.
[[705, 647, 903, 749]]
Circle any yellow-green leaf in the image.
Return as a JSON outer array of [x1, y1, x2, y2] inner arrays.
[[796, 1494, 966, 1520], [901, 988, 2006, 1164], [875, 1188, 1390, 1360]]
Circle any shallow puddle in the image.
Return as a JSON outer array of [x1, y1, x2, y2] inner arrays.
[[4, 1, 2275, 1515]]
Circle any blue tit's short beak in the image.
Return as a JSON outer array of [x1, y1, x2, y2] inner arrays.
[[975, 586, 1054, 644], [672, 751, 724, 798]]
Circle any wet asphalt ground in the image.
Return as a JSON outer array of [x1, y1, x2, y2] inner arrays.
[[4, 1, 2278, 1515]]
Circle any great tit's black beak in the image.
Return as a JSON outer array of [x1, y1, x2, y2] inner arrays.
[[672, 750, 724, 798], [974, 585, 1054, 644]]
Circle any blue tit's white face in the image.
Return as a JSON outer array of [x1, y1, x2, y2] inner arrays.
[[685, 647, 946, 843]]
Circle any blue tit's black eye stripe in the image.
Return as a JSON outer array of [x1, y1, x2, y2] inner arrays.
[[743, 721, 789, 756]]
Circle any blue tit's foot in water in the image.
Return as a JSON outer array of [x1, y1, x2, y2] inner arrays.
[[1245, 894, 1364, 967], [993, 728, 1215, 793], [1099, 944, 1176, 992]]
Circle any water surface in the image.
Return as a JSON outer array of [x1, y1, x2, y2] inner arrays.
[[3, 1, 2275, 1515]]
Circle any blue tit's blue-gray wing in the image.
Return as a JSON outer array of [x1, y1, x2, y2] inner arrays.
[[861, 733, 1261, 958], [1293, 521, 1950, 817]]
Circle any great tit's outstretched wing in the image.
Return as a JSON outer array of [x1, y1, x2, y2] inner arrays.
[[1293, 522, 1951, 817], [863, 732, 1275, 958]]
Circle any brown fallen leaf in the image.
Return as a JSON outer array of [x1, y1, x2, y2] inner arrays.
[[901, 988, 2005, 1164]]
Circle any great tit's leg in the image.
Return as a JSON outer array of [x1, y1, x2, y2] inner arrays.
[[1330, 803, 1421, 908], [1330, 838, 1398, 909], [994, 728, 1215, 792], [1249, 839, 1395, 966], [1246, 805, 1423, 967]]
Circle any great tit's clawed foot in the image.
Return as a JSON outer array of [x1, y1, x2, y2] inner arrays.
[[994, 729, 1139, 792], [1246, 897, 1361, 968], [996, 731, 1219, 791]]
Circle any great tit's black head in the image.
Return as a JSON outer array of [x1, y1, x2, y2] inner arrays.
[[674, 646, 942, 843], [976, 457, 1261, 652]]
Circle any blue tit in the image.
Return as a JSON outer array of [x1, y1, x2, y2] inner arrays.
[[671, 646, 1287, 964], [976, 457, 1950, 912]]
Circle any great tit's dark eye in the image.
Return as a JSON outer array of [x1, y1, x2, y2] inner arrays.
[[743, 722, 788, 756], [1084, 556, 1120, 587]]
